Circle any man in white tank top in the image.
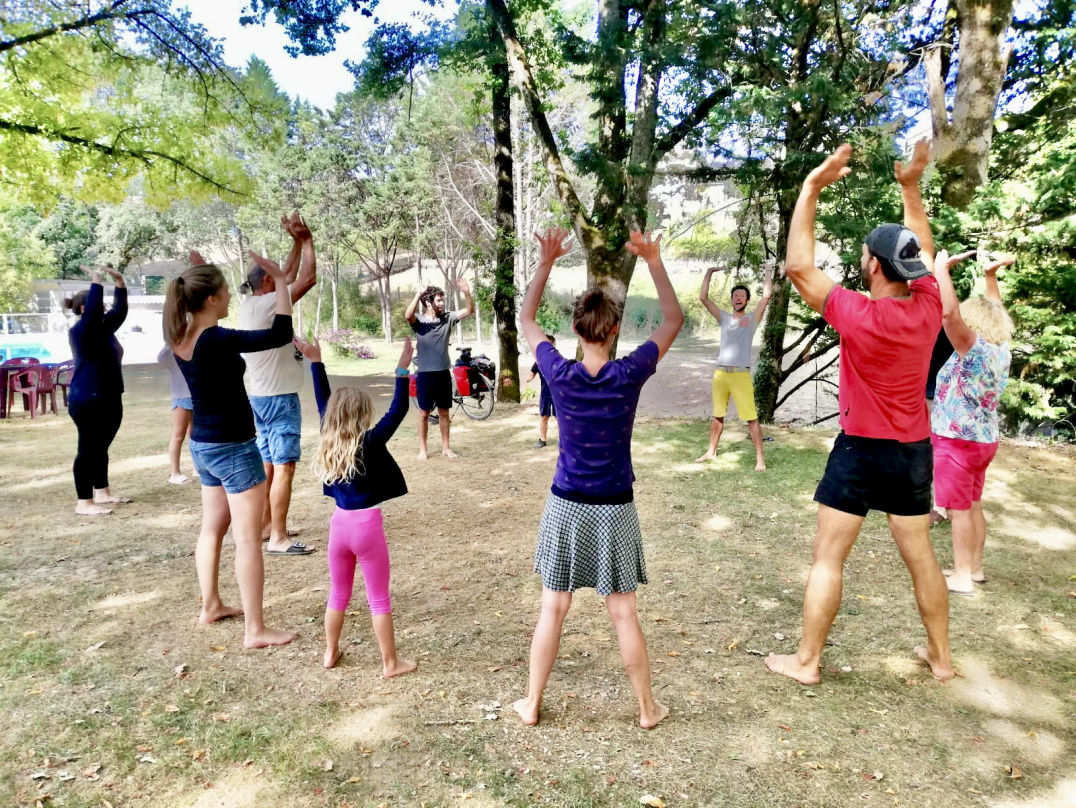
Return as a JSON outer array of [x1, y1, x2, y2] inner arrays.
[[694, 263, 772, 470]]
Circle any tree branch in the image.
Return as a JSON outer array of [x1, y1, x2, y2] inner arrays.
[[652, 85, 732, 159]]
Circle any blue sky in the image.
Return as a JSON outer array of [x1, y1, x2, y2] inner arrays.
[[182, 1, 451, 109]]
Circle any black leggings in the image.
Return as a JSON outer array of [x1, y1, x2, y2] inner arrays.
[[70, 397, 123, 500]]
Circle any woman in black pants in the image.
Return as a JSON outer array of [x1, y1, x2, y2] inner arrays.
[[65, 266, 129, 516]]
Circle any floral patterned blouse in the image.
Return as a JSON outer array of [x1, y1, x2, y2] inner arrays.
[[931, 336, 1011, 444]]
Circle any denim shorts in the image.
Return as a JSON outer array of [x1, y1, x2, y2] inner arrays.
[[814, 431, 933, 517], [171, 396, 193, 411], [189, 438, 267, 494], [250, 393, 302, 465]]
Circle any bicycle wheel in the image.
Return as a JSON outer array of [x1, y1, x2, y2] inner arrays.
[[459, 373, 495, 420]]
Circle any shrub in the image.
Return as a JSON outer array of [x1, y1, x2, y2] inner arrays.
[[322, 330, 376, 360]]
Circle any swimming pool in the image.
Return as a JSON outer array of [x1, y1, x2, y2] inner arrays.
[[0, 332, 72, 363]]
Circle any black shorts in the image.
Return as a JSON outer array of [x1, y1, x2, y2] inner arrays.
[[813, 432, 933, 517], [415, 369, 452, 412], [539, 393, 555, 417]]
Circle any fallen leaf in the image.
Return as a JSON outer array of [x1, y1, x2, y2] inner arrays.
[[163, 704, 180, 713], [487, 666, 502, 673], [773, 632, 786, 641], [211, 713, 230, 723], [138, 755, 157, 765], [209, 645, 225, 652], [726, 639, 739, 651], [777, 724, 792, 732], [1005, 765, 1024, 780], [82, 764, 101, 780], [192, 749, 206, 762], [173, 663, 190, 678], [639, 795, 666, 808], [667, 651, 680, 658], [346, 777, 362, 784]]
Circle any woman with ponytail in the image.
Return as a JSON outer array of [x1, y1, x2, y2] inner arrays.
[[65, 265, 129, 516], [512, 228, 684, 729], [166, 251, 297, 648]]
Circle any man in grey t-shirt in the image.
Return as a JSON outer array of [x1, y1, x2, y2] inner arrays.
[[694, 263, 772, 470], [405, 278, 474, 460]]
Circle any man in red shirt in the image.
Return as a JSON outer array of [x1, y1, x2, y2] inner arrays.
[[765, 142, 955, 684]]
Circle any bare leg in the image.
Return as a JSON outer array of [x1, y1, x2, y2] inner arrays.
[[168, 407, 192, 482], [694, 417, 724, 462], [969, 501, 987, 581], [76, 499, 112, 516], [227, 482, 296, 648], [606, 591, 669, 729], [324, 607, 344, 668], [513, 588, 572, 726], [766, 505, 863, 684], [748, 419, 766, 471], [888, 513, 954, 681], [196, 485, 242, 623], [439, 407, 456, 457], [539, 415, 549, 442], [946, 507, 977, 593], [259, 463, 274, 539], [371, 613, 417, 678], [417, 410, 430, 460], [265, 462, 302, 552]]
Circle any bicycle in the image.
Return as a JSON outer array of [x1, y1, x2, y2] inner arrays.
[[408, 346, 496, 420]]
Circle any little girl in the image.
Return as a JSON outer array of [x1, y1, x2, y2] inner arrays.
[[513, 227, 684, 729], [294, 335, 417, 677]]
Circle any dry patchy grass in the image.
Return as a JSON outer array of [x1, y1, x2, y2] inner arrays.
[[0, 365, 1074, 808]]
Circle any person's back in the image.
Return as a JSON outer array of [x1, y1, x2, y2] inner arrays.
[[239, 292, 304, 396]]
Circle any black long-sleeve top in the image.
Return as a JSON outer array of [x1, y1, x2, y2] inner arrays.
[[68, 283, 127, 405], [177, 315, 293, 443], [312, 362, 409, 510]]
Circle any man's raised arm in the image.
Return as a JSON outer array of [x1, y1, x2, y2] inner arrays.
[[894, 140, 934, 262], [284, 213, 316, 304], [699, 267, 725, 320], [783, 146, 847, 314], [753, 262, 774, 325]]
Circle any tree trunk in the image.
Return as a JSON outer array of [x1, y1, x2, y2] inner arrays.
[[489, 21, 521, 402], [377, 272, 393, 342], [927, 0, 1015, 208], [331, 272, 339, 333], [753, 177, 796, 423]]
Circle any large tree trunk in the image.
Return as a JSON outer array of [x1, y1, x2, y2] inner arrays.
[[376, 272, 393, 342], [926, 0, 1015, 208], [489, 19, 521, 402]]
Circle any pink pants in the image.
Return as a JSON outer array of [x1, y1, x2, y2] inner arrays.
[[327, 507, 392, 615]]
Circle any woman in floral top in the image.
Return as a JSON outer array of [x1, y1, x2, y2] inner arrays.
[[931, 250, 1014, 595]]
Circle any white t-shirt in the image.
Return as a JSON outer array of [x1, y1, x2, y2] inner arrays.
[[717, 309, 758, 367], [238, 293, 303, 396]]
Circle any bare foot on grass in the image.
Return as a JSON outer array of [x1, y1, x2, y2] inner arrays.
[[764, 653, 820, 685], [94, 495, 132, 504], [914, 646, 955, 682], [755, 461, 767, 471], [323, 648, 342, 669], [693, 451, 715, 463], [75, 503, 112, 516], [199, 603, 244, 624], [639, 701, 670, 729], [512, 697, 539, 726], [442, 449, 458, 459], [244, 627, 297, 648], [383, 658, 417, 678], [417, 450, 428, 461]]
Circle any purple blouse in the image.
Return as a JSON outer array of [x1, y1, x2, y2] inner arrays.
[[536, 340, 660, 503]]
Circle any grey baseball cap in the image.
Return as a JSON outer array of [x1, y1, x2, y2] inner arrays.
[[865, 224, 930, 280]]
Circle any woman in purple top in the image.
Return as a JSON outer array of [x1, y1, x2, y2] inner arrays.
[[512, 227, 684, 730]]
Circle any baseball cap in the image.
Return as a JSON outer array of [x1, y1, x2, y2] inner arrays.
[[865, 224, 929, 280]]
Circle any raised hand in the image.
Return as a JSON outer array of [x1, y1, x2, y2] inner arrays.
[[283, 211, 311, 241], [397, 336, 414, 369], [292, 336, 321, 362], [934, 248, 976, 275], [534, 227, 573, 266], [984, 254, 1015, 275], [79, 264, 103, 284], [188, 250, 207, 266], [894, 140, 932, 187], [248, 250, 284, 281], [104, 266, 125, 286], [806, 144, 853, 191], [456, 276, 471, 297], [627, 230, 663, 263], [704, 265, 726, 276]]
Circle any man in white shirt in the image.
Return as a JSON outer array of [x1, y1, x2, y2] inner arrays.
[[238, 213, 317, 555], [694, 263, 772, 470]]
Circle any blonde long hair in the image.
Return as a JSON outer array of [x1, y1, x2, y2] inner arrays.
[[311, 387, 376, 485]]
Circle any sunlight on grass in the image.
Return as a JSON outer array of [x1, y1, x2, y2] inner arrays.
[[992, 515, 1076, 551], [989, 777, 1076, 808], [704, 513, 733, 532], [95, 590, 161, 610], [327, 705, 400, 746], [982, 718, 1066, 765], [949, 658, 1067, 726], [169, 767, 265, 808], [2, 452, 171, 493]]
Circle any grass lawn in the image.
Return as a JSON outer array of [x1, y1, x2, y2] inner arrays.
[[0, 367, 1074, 808]]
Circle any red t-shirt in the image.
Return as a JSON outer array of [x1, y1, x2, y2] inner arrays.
[[823, 276, 941, 442]]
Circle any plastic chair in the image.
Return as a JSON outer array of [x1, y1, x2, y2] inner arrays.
[[2, 357, 41, 417], [8, 367, 42, 419], [52, 360, 75, 408], [36, 365, 60, 415]]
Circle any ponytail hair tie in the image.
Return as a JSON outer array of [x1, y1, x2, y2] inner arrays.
[[176, 276, 185, 287]]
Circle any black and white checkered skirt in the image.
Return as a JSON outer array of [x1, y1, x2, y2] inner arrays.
[[533, 493, 647, 595]]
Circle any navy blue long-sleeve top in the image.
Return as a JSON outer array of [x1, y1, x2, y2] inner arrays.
[[177, 315, 293, 443], [312, 362, 409, 510], [68, 283, 128, 405]]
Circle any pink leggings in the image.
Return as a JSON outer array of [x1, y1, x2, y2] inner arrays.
[[327, 507, 392, 615]]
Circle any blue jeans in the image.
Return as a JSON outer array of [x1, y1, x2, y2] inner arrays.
[[250, 393, 302, 465], [189, 438, 266, 494]]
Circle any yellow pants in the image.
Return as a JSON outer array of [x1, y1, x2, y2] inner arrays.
[[712, 369, 758, 421]]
